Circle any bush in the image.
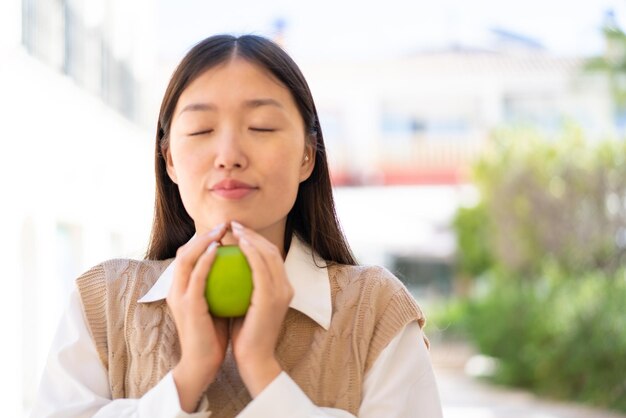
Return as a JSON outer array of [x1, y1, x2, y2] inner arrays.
[[471, 126, 626, 278], [452, 203, 493, 278], [463, 270, 626, 411], [450, 127, 626, 412]]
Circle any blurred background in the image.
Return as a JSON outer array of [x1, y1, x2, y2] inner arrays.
[[2, 0, 625, 416]]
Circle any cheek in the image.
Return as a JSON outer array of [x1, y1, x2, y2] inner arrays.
[[172, 144, 206, 182], [265, 149, 303, 198], [169, 144, 209, 215]]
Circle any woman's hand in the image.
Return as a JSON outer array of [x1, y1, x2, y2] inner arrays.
[[167, 223, 229, 412], [229, 221, 294, 397]]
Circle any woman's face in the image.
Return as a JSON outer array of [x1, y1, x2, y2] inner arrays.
[[166, 57, 314, 248]]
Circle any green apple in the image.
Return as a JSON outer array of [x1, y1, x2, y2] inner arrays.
[[205, 245, 253, 317]]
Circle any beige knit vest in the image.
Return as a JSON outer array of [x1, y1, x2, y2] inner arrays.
[[76, 258, 426, 417]]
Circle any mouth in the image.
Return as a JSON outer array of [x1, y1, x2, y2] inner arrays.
[[211, 187, 257, 200], [210, 179, 258, 200]]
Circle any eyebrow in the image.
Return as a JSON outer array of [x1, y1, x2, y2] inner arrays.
[[178, 98, 284, 116], [245, 98, 283, 109]]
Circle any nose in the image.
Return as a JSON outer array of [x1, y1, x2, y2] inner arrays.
[[213, 128, 248, 170]]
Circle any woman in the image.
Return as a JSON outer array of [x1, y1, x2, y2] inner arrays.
[[32, 34, 443, 417]]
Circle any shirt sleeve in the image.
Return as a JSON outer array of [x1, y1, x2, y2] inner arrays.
[[236, 321, 443, 418], [30, 288, 211, 418], [358, 321, 443, 417]]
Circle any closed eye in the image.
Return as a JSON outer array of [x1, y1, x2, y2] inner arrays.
[[189, 129, 213, 136], [250, 127, 276, 132]]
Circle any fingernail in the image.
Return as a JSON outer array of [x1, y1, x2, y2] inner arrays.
[[212, 223, 226, 234], [231, 221, 244, 231], [206, 241, 218, 253]]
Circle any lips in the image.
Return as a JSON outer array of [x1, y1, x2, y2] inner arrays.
[[210, 179, 258, 200]]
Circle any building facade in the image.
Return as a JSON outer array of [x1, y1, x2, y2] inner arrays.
[[302, 41, 613, 186], [2, 1, 156, 415]]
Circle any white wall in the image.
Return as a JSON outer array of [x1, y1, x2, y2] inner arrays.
[[1, 45, 154, 415]]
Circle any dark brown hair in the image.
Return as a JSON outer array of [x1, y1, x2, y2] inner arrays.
[[145, 34, 356, 266]]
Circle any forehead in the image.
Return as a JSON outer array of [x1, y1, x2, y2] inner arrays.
[[175, 57, 295, 112]]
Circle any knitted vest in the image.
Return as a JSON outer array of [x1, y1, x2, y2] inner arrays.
[[76, 258, 426, 417]]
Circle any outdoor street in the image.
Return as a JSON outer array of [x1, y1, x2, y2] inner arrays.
[[433, 342, 626, 418]]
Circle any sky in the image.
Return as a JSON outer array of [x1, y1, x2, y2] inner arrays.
[[157, 0, 626, 63]]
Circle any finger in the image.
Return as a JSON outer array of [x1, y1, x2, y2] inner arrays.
[[172, 223, 227, 294], [231, 223, 293, 305], [246, 234, 287, 287], [231, 223, 277, 279], [231, 222, 284, 286], [188, 241, 218, 300], [236, 226, 294, 305], [237, 236, 272, 292], [231, 221, 278, 253]]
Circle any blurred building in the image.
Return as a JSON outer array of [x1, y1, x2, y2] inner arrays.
[[1, 0, 156, 415], [303, 29, 613, 186], [301, 28, 614, 298], [21, 0, 160, 128]]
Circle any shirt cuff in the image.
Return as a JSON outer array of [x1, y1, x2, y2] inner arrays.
[[138, 371, 211, 418], [237, 372, 316, 418]]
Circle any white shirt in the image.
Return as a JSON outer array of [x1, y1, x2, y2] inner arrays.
[[31, 237, 443, 418]]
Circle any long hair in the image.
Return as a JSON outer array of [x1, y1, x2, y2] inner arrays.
[[145, 34, 356, 266]]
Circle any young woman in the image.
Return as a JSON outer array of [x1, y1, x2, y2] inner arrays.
[[32, 34, 443, 417]]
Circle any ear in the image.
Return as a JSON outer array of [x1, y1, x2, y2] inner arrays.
[[164, 147, 178, 184], [299, 142, 315, 183]]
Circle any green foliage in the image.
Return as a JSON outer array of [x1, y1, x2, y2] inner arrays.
[[470, 126, 626, 278], [452, 203, 493, 277], [448, 125, 626, 412], [428, 296, 470, 338], [463, 270, 626, 411]]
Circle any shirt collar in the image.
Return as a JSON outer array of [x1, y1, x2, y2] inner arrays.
[[137, 235, 331, 330]]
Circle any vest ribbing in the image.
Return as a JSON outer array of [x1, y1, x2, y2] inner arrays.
[[76, 258, 426, 416]]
